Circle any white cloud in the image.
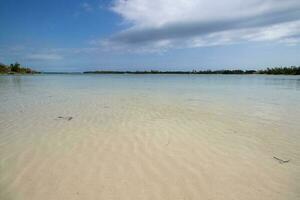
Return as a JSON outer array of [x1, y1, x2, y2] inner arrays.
[[81, 2, 93, 12], [113, 0, 300, 26], [103, 0, 300, 51], [26, 54, 63, 61]]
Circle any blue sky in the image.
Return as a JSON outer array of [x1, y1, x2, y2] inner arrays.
[[1, 0, 300, 72]]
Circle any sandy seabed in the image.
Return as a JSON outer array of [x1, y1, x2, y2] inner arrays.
[[0, 75, 299, 200]]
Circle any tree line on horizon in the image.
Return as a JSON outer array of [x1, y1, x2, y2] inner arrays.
[[84, 66, 300, 75], [258, 66, 300, 75], [0, 62, 38, 74], [1, 62, 300, 75]]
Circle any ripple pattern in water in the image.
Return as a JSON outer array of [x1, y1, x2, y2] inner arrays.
[[0, 74, 300, 200]]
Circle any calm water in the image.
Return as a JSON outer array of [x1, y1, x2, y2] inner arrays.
[[1, 74, 300, 128], [0, 74, 300, 200]]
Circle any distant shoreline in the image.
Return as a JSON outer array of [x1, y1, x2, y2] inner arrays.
[[1, 63, 300, 75], [83, 67, 300, 75], [0, 62, 39, 75]]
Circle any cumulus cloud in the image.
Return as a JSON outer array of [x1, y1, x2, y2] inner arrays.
[[103, 0, 300, 51]]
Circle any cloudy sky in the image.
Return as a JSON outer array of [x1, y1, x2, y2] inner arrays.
[[1, 0, 300, 71]]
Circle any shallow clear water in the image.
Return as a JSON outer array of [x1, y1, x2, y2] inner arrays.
[[0, 74, 300, 200]]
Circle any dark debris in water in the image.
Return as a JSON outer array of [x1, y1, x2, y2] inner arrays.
[[57, 116, 73, 121], [273, 156, 290, 164]]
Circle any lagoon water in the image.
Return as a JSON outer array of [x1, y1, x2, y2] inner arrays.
[[0, 74, 300, 200]]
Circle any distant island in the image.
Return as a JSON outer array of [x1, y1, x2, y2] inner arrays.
[[84, 66, 300, 75], [0, 62, 39, 74], [1, 62, 300, 75]]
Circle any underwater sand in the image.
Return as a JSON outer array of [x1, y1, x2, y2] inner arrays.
[[0, 74, 300, 200]]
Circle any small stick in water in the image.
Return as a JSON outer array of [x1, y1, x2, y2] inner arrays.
[[56, 116, 73, 121], [273, 156, 290, 164]]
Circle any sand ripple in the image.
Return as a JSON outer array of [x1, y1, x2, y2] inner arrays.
[[1, 75, 300, 200]]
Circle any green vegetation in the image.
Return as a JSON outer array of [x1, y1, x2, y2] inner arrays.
[[0, 62, 39, 74], [258, 66, 300, 75], [83, 70, 253, 74], [84, 66, 300, 75], [1, 62, 299, 75]]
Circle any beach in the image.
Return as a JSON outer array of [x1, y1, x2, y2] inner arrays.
[[0, 74, 299, 200]]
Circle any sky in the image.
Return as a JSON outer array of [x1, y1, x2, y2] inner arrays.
[[1, 0, 300, 72]]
